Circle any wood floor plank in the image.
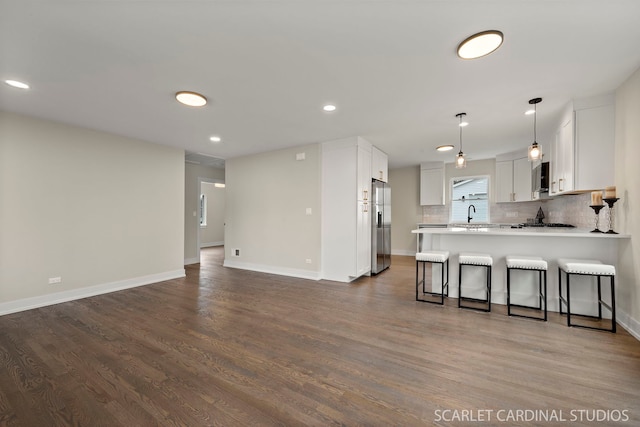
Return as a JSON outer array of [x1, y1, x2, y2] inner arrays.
[[1, 247, 640, 426]]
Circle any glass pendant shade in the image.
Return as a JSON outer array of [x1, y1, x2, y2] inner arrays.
[[455, 112, 467, 168], [528, 142, 542, 161], [528, 97, 543, 161]]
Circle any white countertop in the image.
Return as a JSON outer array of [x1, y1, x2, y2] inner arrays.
[[411, 226, 630, 238]]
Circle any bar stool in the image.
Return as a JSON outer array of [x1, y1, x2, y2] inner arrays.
[[558, 259, 616, 333], [506, 255, 548, 321], [458, 253, 492, 312], [415, 251, 449, 305]]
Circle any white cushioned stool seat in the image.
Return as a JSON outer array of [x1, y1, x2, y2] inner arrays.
[[459, 253, 493, 266], [416, 251, 449, 263], [558, 259, 615, 276], [506, 256, 548, 271]]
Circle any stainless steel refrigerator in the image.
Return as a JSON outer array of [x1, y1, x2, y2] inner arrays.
[[371, 179, 391, 274]]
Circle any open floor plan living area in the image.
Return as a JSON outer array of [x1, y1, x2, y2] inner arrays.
[[1, 248, 639, 425]]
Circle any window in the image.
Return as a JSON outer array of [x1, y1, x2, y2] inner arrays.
[[450, 176, 489, 223], [200, 194, 207, 226]]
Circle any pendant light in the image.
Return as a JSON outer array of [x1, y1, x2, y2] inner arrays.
[[528, 97, 543, 161], [455, 112, 467, 168]]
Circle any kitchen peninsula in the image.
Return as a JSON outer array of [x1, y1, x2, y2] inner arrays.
[[412, 226, 630, 316]]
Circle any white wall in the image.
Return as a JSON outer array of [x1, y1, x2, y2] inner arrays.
[[0, 112, 185, 313], [224, 144, 321, 279], [388, 166, 421, 255], [201, 181, 225, 247], [615, 66, 640, 338], [184, 163, 225, 263]]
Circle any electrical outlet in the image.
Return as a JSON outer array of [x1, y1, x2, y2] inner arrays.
[[233, 248, 240, 257], [306, 208, 312, 215], [48, 277, 62, 285], [305, 259, 312, 264]]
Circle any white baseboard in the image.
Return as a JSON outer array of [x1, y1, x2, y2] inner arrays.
[[0, 269, 186, 316], [200, 241, 224, 248], [617, 309, 640, 341], [223, 259, 321, 281], [184, 257, 199, 265], [392, 249, 415, 256]]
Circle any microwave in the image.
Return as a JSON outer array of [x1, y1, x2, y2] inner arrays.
[[532, 161, 549, 193]]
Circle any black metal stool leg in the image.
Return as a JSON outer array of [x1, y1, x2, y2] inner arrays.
[[458, 263, 463, 308], [611, 276, 616, 333], [566, 271, 572, 327], [487, 265, 491, 312], [507, 267, 511, 316], [543, 269, 548, 321]]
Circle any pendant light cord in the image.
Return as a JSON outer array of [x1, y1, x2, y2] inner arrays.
[[533, 102, 537, 144], [459, 118, 463, 151], [457, 112, 465, 153]]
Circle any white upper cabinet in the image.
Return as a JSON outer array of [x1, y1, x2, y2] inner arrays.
[[372, 146, 388, 182], [550, 94, 615, 195], [495, 150, 532, 202], [574, 102, 615, 191], [551, 109, 575, 195], [420, 162, 445, 206]]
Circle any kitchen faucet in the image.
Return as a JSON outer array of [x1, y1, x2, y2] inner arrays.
[[467, 204, 476, 223]]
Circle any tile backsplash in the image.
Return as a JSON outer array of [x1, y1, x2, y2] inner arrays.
[[421, 192, 611, 230]]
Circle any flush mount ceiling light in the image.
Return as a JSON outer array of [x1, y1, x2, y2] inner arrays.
[[437, 145, 455, 152], [528, 97, 543, 161], [455, 112, 467, 169], [323, 104, 337, 112], [175, 91, 207, 107], [4, 79, 30, 89], [457, 30, 504, 59], [209, 136, 222, 143]]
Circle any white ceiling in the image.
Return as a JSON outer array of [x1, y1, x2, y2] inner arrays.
[[2, 0, 640, 169]]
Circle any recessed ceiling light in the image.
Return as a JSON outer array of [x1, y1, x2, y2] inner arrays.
[[214, 183, 226, 188], [457, 30, 504, 59], [459, 121, 469, 127], [525, 109, 536, 115], [5, 79, 30, 89], [436, 145, 455, 152], [175, 91, 207, 107], [323, 104, 337, 112], [209, 136, 221, 143]]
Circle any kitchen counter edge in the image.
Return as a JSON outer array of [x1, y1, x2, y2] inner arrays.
[[411, 227, 630, 238]]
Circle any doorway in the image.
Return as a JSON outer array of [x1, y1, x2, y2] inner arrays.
[[197, 177, 225, 264]]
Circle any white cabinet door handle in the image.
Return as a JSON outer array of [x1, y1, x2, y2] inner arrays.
[[363, 190, 368, 200], [363, 202, 368, 213]]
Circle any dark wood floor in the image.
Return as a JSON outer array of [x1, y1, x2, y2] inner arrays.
[[1, 247, 639, 426]]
